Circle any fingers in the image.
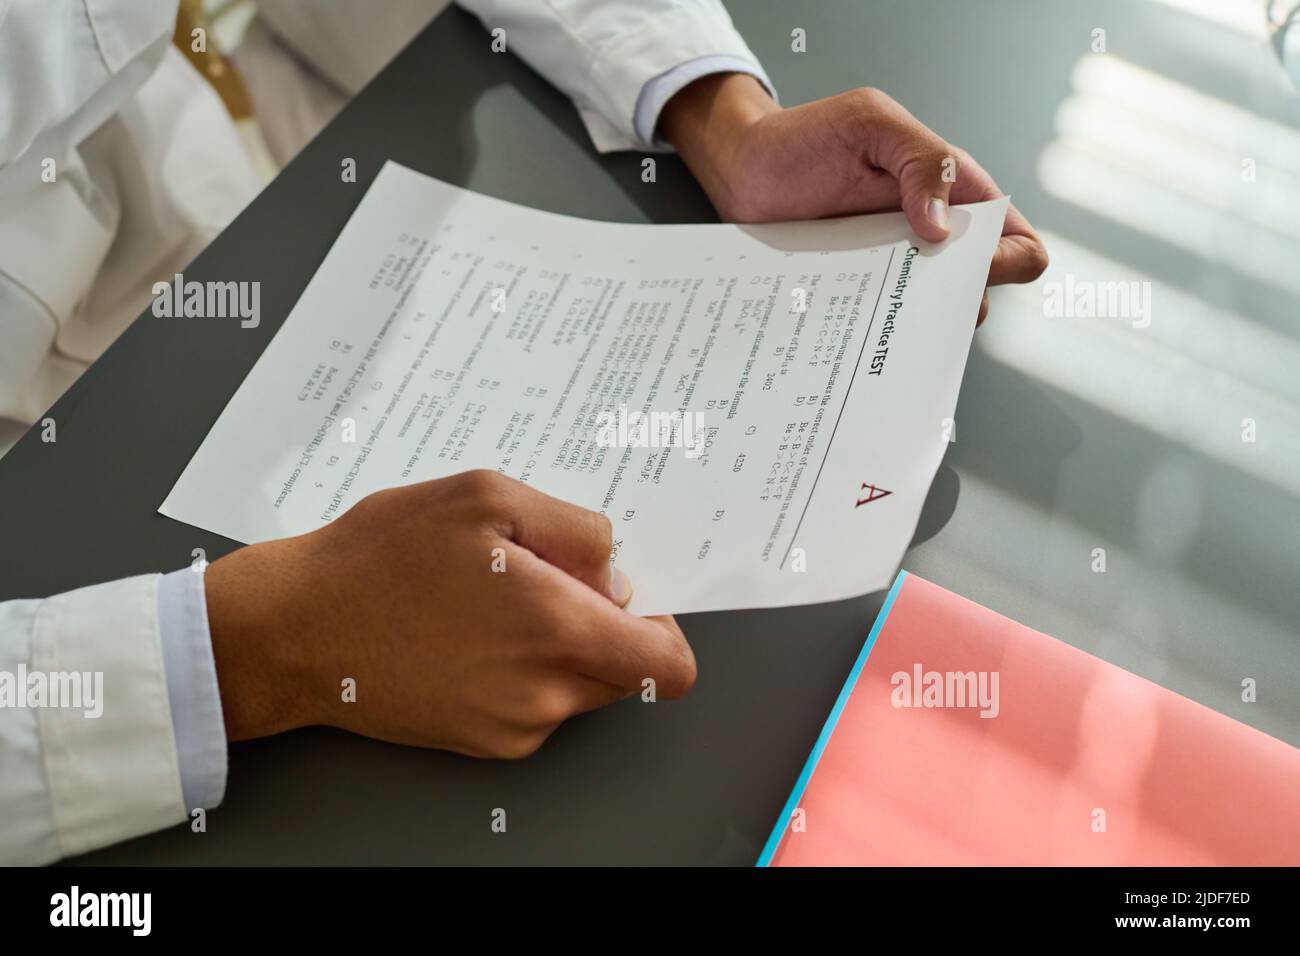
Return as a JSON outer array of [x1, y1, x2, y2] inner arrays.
[[946, 152, 1048, 287], [1003, 201, 1037, 240], [565, 582, 696, 698], [858, 90, 957, 243], [479, 557, 694, 758], [567, 673, 638, 714], [517, 548, 697, 699], [512, 489, 631, 606], [830, 90, 1051, 287], [977, 233, 1049, 327], [455, 470, 628, 605], [946, 148, 1002, 205], [574, 610, 697, 701], [496, 672, 630, 735], [482, 674, 632, 759], [988, 217, 1049, 287]]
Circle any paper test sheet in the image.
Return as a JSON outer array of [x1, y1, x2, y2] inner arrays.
[[161, 162, 1008, 615]]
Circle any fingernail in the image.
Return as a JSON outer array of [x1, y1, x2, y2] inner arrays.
[[927, 197, 950, 231], [610, 566, 634, 608]]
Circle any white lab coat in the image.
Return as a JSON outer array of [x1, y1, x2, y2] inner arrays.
[[0, 0, 768, 864]]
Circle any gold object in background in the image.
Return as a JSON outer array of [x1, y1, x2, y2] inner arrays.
[[172, 0, 253, 118]]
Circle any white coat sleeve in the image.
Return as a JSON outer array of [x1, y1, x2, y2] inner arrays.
[[455, 0, 774, 152], [254, 0, 774, 155], [0, 0, 179, 425], [0, 575, 189, 865], [0, 0, 179, 171]]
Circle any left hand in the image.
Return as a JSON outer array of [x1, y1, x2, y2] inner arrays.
[[661, 74, 1048, 325]]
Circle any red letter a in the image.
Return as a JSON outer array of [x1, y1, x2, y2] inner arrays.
[[855, 482, 892, 507]]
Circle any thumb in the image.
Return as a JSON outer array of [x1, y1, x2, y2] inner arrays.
[[874, 110, 957, 243], [505, 482, 633, 607]]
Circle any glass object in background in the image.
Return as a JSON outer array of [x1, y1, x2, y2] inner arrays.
[[1268, 0, 1300, 88]]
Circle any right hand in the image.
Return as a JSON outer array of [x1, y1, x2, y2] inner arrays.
[[203, 470, 696, 758], [661, 75, 1048, 325]]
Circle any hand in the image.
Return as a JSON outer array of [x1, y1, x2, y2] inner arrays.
[[661, 74, 1048, 324], [203, 470, 696, 758]]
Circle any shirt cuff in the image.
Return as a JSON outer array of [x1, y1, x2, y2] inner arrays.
[[632, 55, 776, 151], [156, 567, 227, 812], [575, 2, 776, 153]]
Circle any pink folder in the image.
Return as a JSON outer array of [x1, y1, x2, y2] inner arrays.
[[759, 571, 1300, 866]]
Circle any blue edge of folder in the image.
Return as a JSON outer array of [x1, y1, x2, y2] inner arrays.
[[754, 569, 910, 867]]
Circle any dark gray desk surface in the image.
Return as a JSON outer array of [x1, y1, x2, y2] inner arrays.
[[1, 1, 1296, 864]]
